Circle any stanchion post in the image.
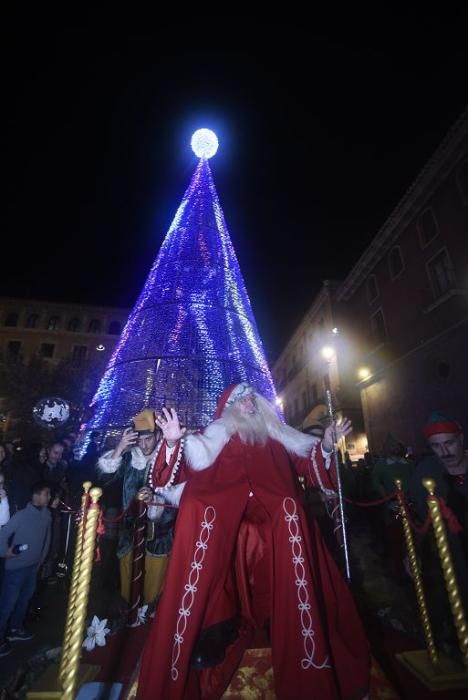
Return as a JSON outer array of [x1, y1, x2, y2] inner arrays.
[[61, 487, 102, 700], [127, 494, 147, 626], [59, 481, 92, 681], [423, 478, 468, 668], [395, 479, 438, 665]]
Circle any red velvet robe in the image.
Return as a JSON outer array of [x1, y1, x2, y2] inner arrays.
[[138, 436, 369, 700]]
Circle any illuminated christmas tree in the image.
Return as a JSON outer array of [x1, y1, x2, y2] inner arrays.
[[83, 129, 276, 439]]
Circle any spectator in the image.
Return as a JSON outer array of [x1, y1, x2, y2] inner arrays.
[[409, 411, 467, 606], [0, 471, 11, 593], [3, 443, 15, 460], [61, 437, 76, 468], [83, 431, 100, 464], [39, 485, 63, 583], [42, 442, 67, 491], [0, 471, 10, 527], [0, 443, 13, 483], [7, 442, 44, 512], [0, 445, 7, 470], [370, 434, 413, 578], [0, 481, 51, 657]]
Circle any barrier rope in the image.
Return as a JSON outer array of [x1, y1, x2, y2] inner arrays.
[[60, 489, 462, 536], [344, 491, 398, 507], [343, 491, 462, 534]]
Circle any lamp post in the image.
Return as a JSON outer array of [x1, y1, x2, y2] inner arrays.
[[321, 342, 351, 582]]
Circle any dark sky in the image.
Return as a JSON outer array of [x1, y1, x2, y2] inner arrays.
[[5, 8, 468, 360]]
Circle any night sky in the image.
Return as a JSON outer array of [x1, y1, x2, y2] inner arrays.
[[5, 8, 468, 360]]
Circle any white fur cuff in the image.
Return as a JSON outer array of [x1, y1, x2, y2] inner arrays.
[[97, 451, 122, 473], [184, 420, 231, 471]]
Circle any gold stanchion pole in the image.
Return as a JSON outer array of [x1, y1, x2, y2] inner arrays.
[[61, 487, 102, 700], [423, 478, 468, 668], [395, 479, 438, 665], [59, 481, 92, 681]]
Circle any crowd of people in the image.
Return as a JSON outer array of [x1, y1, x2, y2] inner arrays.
[[0, 397, 466, 695], [0, 432, 100, 657]]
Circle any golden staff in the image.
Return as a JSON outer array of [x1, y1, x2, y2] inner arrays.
[[395, 479, 438, 665], [59, 481, 92, 681], [423, 478, 468, 668], [61, 486, 102, 700]]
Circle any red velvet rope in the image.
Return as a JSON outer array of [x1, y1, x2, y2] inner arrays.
[[61, 492, 463, 538], [436, 496, 463, 533], [344, 491, 398, 507]]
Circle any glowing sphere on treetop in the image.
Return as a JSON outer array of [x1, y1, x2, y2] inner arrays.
[[191, 129, 219, 159]]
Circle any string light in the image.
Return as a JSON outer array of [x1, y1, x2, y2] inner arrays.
[[81, 145, 277, 448]]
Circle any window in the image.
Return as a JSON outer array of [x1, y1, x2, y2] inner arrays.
[[68, 317, 81, 332], [88, 319, 101, 334], [4, 312, 18, 327], [7, 341, 21, 360], [418, 209, 439, 248], [47, 316, 60, 331], [388, 246, 404, 280], [108, 321, 121, 335], [457, 159, 468, 204], [71, 345, 88, 367], [366, 275, 379, 304], [427, 249, 457, 300], [26, 313, 39, 328], [370, 308, 387, 345], [40, 343, 55, 359]]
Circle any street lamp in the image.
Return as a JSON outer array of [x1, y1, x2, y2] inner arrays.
[[320, 336, 351, 582], [321, 345, 335, 361], [357, 366, 371, 381]]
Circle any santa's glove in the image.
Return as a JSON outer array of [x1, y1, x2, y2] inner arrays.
[[155, 481, 187, 507], [147, 492, 165, 521]]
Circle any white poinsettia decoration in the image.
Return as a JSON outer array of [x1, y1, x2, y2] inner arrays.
[[137, 605, 149, 625], [82, 615, 110, 651]]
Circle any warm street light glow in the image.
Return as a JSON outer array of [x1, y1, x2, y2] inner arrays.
[[321, 346, 335, 361], [332, 327, 339, 335], [358, 366, 371, 380]]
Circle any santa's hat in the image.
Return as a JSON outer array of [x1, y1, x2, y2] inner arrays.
[[423, 411, 463, 439], [214, 383, 255, 419]]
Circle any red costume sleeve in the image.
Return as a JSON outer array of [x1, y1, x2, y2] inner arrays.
[[294, 442, 338, 493]]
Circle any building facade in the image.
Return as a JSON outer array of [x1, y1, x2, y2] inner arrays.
[[0, 298, 130, 437], [272, 281, 368, 460], [0, 298, 129, 368], [273, 108, 468, 457], [336, 110, 468, 453]]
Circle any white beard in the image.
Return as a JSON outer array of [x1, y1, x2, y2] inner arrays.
[[222, 403, 269, 446], [184, 393, 319, 471]]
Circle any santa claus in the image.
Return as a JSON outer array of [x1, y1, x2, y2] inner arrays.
[[138, 383, 369, 700]]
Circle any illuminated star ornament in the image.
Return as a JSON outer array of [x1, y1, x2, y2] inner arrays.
[[81, 129, 277, 446], [191, 128, 219, 159]]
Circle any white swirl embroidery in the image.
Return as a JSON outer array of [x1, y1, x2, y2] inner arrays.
[[282, 497, 331, 670], [171, 505, 216, 680]]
